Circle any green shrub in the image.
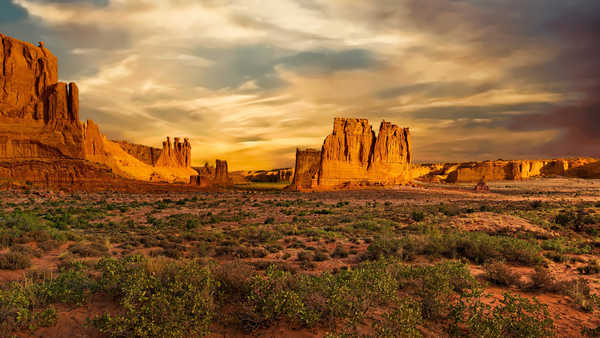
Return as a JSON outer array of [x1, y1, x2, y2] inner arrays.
[[411, 211, 425, 222], [95, 256, 215, 337], [373, 297, 423, 338], [454, 292, 554, 337]]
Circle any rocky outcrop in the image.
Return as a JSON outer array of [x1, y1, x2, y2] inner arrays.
[[288, 118, 412, 190], [0, 34, 100, 187], [155, 137, 191, 168], [190, 159, 231, 186], [287, 149, 321, 190], [246, 168, 294, 183], [0, 34, 199, 188], [114, 140, 161, 166], [416, 158, 600, 183]]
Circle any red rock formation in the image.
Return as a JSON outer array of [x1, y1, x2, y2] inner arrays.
[[442, 158, 600, 183], [288, 118, 412, 190], [114, 140, 161, 166], [190, 159, 231, 186], [287, 149, 321, 190], [155, 137, 191, 168], [215, 159, 230, 184], [246, 168, 294, 183], [0, 34, 103, 188], [287, 118, 413, 190]]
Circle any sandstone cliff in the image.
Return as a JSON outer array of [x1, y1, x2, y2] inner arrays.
[[113, 140, 161, 166], [0, 34, 198, 188], [155, 137, 191, 168], [190, 159, 231, 186], [245, 168, 294, 183], [286, 149, 321, 190], [287, 118, 413, 190], [416, 158, 600, 183]]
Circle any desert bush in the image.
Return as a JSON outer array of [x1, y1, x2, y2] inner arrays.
[[94, 256, 215, 337], [411, 211, 425, 222], [313, 251, 330, 262], [0, 268, 93, 332], [0, 251, 32, 270], [372, 297, 423, 337], [452, 292, 554, 337], [331, 245, 349, 258], [530, 267, 559, 291], [68, 242, 109, 257], [362, 237, 402, 261], [214, 261, 255, 303], [484, 261, 520, 287], [557, 278, 600, 312]]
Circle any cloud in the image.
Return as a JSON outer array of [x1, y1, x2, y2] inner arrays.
[[1, 0, 598, 169]]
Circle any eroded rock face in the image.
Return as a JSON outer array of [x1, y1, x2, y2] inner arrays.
[[0, 35, 85, 174], [155, 137, 191, 168], [287, 149, 321, 190], [418, 158, 600, 183], [287, 118, 413, 190], [114, 141, 161, 166], [190, 159, 231, 186]]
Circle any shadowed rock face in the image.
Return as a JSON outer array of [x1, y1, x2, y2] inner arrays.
[[287, 148, 321, 190], [287, 118, 413, 190]]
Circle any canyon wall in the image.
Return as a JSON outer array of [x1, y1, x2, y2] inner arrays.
[[113, 141, 161, 166], [287, 149, 321, 190], [287, 118, 412, 190], [0, 34, 198, 188]]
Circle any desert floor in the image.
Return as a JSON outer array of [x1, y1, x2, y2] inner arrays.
[[1, 178, 600, 337]]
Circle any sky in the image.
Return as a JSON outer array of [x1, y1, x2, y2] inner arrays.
[[1, 0, 599, 170]]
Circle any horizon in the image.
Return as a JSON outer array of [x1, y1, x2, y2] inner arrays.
[[1, 0, 599, 171]]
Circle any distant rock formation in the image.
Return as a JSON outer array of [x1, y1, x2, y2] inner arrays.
[[155, 137, 191, 168], [286, 149, 321, 190], [190, 159, 231, 186], [245, 168, 294, 183], [113, 140, 161, 166], [418, 158, 600, 183], [287, 118, 412, 190]]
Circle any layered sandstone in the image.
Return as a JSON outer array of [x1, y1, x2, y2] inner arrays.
[[416, 158, 600, 183], [155, 137, 191, 168], [286, 149, 321, 190], [287, 118, 413, 190], [246, 168, 294, 183], [114, 140, 161, 166], [190, 159, 231, 186], [0, 34, 199, 188], [0, 34, 108, 187]]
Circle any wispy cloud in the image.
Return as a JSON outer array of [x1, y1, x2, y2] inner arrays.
[[1, 0, 598, 169]]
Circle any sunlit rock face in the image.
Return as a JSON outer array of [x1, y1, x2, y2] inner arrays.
[[0, 33, 197, 187], [190, 159, 231, 186], [287, 118, 413, 190], [444, 158, 600, 183]]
